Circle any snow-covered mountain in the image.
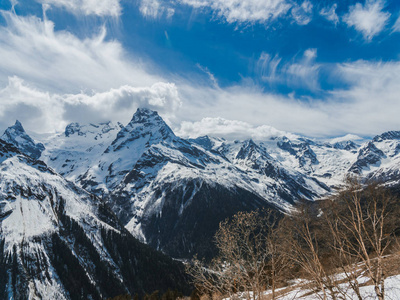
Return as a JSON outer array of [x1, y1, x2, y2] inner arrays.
[[1, 120, 44, 160], [42, 109, 332, 257], [39, 121, 123, 181], [0, 139, 190, 299], [3, 108, 400, 259], [350, 131, 400, 185]]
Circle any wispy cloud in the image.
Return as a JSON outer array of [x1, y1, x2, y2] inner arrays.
[[343, 0, 390, 41], [139, 0, 175, 19], [393, 15, 400, 32], [36, 0, 122, 17], [176, 58, 400, 138], [0, 10, 162, 94], [319, 3, 339, 25], [196, 64, 218, 88], [257, 49, 321, 90], [180, 0, 292, 24]]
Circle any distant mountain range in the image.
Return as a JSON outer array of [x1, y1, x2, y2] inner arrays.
[[1, 108, 400, 298]]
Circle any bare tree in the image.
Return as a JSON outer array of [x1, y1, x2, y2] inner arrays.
[[267, 221, 291, 300], [186, 209, 285, 300], [317, 196, 364, 300], [279, 201, 340, 300], [187, 179, 400, 300], [321, 178, 400, 300]]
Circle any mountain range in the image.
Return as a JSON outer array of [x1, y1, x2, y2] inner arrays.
[[1, 107, 400, 298]]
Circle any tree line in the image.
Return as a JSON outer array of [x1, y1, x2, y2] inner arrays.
[[186, 178, 400, 300]]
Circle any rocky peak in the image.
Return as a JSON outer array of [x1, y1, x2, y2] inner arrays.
[[349, 141, 385, 174], [1, 120, 44, 160], [65, 122, 81, 137], [109, 108, 176, 152], [333, 140, 358, 151], [13, 120, 24, 131], [372, 131, 400, 143], [126, 108, 174, 135], [236, 139, 260, 160], [130, 107, 163, 123]]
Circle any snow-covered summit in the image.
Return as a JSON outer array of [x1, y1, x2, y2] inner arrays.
[[348, 131, 400, 185], [107, 108, 176, 153], [65, 121, 123, 138], [372, 130, 400, 142], [1, 120, 45, 159]]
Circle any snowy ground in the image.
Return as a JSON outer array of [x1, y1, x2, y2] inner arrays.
[[269, 274, 400, 300]]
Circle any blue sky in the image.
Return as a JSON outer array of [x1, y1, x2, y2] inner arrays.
[[0, 0, 399, 139]]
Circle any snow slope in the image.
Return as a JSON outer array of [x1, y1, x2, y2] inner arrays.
[[0, 139, 190, 299]]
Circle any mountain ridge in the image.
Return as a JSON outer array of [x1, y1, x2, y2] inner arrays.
[[3, 108, 400, 259]]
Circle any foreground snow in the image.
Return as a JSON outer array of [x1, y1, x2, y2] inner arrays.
[[271, 274, 400, 300]]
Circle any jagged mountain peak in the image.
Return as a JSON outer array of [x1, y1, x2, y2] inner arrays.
[[333, 140, 358, 151], [126, 108, 174, 136], [109, 108, 176, 152], [12, 119, 24, 131], [372, 131, 400, 142], [5, 120, 26, 134], [235, 139, 263, 160], [1, 120, 45, 160], [131, 107, 163, 123]]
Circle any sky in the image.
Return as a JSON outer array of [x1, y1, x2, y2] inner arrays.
[[0, 0, 399, 140]]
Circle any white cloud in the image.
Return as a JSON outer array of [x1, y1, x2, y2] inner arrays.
[[177, 117, 298, 140], [393, 15, 400, 32], [175, 57, 400, 139], [36, 0, 122, 17], [180, 0, 292, 24], [0, 10, 162, 94], [0, 77, 64, 133], [320, 3, 339, 25], [62, 82, 181, 123], [343, 0, 390, 41], [291, 0, 313, 25], [0, 77, 181, 133], [257, 49, 320, 90], [139, 0, 175, 19]]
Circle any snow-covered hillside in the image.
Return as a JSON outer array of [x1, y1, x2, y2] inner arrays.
[[0, 139, 190, 299]]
